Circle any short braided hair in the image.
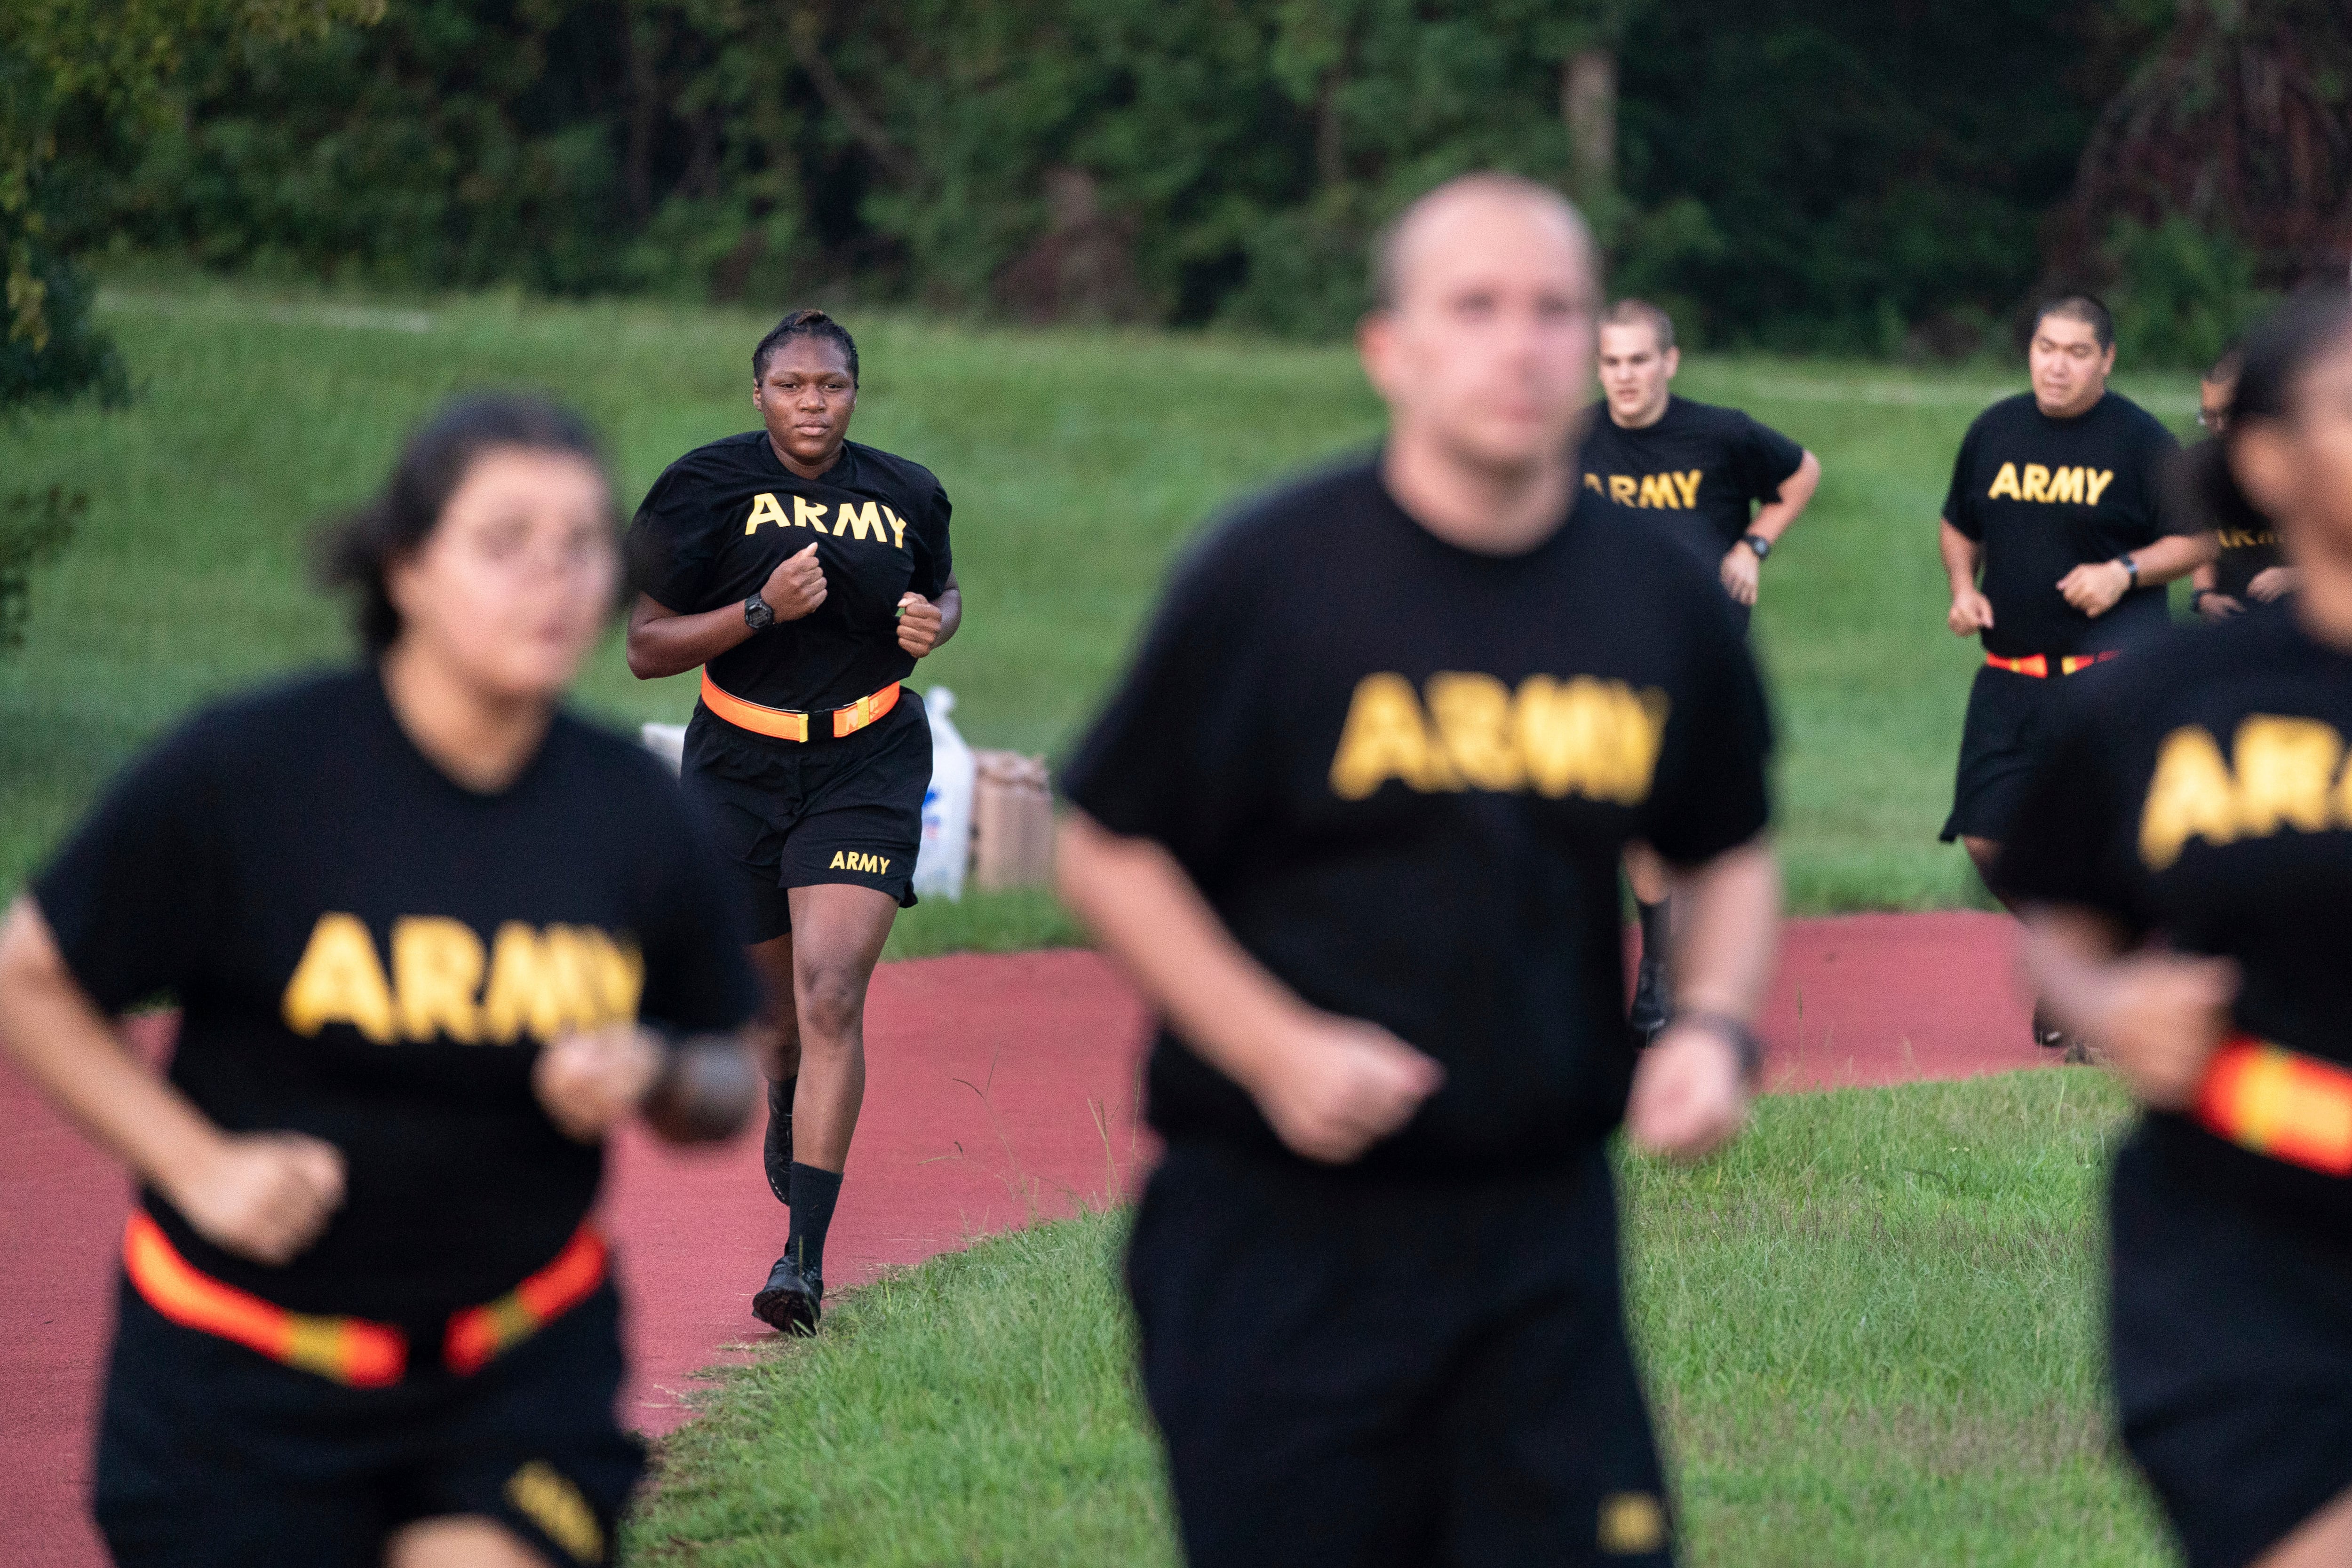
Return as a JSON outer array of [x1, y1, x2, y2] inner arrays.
[[754, 308, 859, 385]]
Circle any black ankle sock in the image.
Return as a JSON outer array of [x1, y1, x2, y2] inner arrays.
[[785, 1162, 843, 1280], [1637, 897, 1671, 966]]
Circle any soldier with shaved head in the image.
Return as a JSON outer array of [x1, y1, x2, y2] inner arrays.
[[1055, 173, 1782, 1566]]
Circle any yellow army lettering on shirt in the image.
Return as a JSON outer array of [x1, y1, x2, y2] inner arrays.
[[1986, 463, 2117, 506], [828, 850, 892, 874], [280, 914, 644, 1045], [1582, 469, 1703, 510], [2214, 526, 2279, 549], [1328, 672, 1670, 804], [2139, 716, 2352, 869], [742, 491, 908, 548]]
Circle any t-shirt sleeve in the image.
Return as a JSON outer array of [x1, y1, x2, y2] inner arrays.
[[1640, 600, 1774, 867], [30, 722, 227, 1014], [909, 479, 953, 601], [1989, 692, 2153, 935], [633, 791, 762, 1035], [1943, 420, 1984, 540], [1059, 531, 1273, 875], [625, 462, 720, 614], [1733, 414, 1807, 503]]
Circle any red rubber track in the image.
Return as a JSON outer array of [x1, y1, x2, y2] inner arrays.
[[0, 912, 2039, 1564]]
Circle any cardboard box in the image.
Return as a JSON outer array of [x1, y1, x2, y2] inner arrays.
[[970, 750, 1055, 891]]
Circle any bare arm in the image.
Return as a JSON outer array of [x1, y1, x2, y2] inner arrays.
[[626, 594, 754, 681], [2058, 531, 2219, 618], [1941, 519, 1994, 636], [0, 897, 345, 1264], [1055, 811, 1441, 1164], [1747, 450, 1820, 549], [2018, 903, 2236, 1109], [1625, 838, 1781, 1159], [1722, 451, 1823, 605], [625, 542, 829, 681]]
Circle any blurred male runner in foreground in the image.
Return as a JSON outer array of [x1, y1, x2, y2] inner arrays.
[[1579, 298, 1820, 1039], [1936, 294, 2210, 1055], [1057, 173, 1780, 1567]]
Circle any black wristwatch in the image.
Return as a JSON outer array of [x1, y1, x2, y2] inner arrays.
[[743, 592, 776, 631], [2189, 587, 2212, 609], [1742, 532, 1772, 560], [2116, 554, 2139, 587]]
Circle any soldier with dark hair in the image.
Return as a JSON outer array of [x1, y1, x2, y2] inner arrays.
[[0, 394, 761, 1567], [626, 309, 962, 1335], [1936, 293, 2213, 1054]]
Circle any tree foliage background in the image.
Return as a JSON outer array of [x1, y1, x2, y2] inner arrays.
[[8, 0, 2348, 404]]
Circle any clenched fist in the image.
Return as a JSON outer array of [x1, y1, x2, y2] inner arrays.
[[760, 543, 827, 622], [1947, 586, 1995, 637], [898, 593, 944, 656], [173, 1131, 347, 1266], [1625, 1023, 1749, 1161], [1243, 1011, 1444, 1165], [535, 1024, 665, 1142]]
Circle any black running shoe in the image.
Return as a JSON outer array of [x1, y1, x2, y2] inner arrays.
[[753, 1251, 822, 1336], [2032, 1003, 2066, 1052], [1629, 957, 1670, 1045], [763, 1077, 794, 1205]]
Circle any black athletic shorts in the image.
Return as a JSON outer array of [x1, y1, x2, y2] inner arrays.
[[2109, 1132, 2352, 1568], [1127, 1141, 1674, 1568], [681, 694, 930, 943], [94, 1277, 644, 1568], [1942, 663, 2066, 843]]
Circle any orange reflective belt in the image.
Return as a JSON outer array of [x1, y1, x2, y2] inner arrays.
[[2194, 1036, 2352, 1178], [123, 1212, 407, 1387], [444, 1226, 609, 1375], [699, 673, 901, 743], [1985, 650, 2119, 679]]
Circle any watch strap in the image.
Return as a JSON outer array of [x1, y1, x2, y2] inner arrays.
[[1742, 532, 1771, 560]]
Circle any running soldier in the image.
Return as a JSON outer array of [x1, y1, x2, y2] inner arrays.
[[626, 309, 961, 1335], [1578, 298, 1820, 1038], [1936, 294, 2211, 1051], [1057, 174, 1780, 1567], [2186, 343, 2297, 620], [2002, 291, 2352, 1568], [0, 395, 760, 1567]]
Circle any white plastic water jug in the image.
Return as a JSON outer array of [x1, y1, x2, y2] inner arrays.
[[914, 686, 974, 901], [640, 721, 686, 774]]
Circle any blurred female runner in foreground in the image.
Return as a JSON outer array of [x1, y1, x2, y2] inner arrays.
[[2002, 292, 2352, 1568], [0, 394, 759, 1568]]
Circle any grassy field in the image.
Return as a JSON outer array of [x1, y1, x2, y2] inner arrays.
[[0, 274, 2203, 938], [627, 1070, 2170, 1567]]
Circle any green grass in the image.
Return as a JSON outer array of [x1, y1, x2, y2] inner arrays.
[[0, 273, 2204, 935], [626, 1071, 2171, 1567]]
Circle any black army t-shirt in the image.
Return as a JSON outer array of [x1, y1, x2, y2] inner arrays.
[[2180, 436, 2286, 600], [33, 669, 759, 1322], [1062, 457, 1773, 1180], [1577, 396, 1806, 578], [1995, 607, 2352, 1231], [1944, 392, 2189, 659], [629, 433, 953, 723]]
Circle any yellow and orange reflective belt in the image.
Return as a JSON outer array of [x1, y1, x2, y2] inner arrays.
[[2194, 1036, 2352, 1178], [444, 1227, 609, 1375], [122, 1212, 608, 1386], [123, 1212, 407, 1387], [699, 672, 900, 743], [1984, 649, 2118, 679]]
